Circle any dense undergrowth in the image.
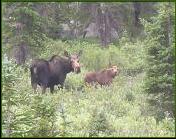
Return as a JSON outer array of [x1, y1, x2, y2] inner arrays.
[[2, 39, 175, 137]]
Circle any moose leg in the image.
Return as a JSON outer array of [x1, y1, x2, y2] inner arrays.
[[60, 83, 64, 89], [41, 85, 47, 94], [58, 76, 65, 89], [58, 82, 64, 89], [32, 83, 37, 93], [50, 86, 54, 93], [60, 84, 64, 89]]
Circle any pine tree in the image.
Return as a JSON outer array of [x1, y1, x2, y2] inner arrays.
[[2, 59, 33, 137], [142, 3, 175, 120]]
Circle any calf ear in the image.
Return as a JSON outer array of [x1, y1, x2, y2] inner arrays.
[[64, 50, 70, 57]]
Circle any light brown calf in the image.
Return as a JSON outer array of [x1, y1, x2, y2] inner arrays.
[[84, 66, 119, 86]]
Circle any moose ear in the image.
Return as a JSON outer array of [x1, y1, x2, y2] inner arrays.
[[64, 50, 70, 57], [77, 50, 83, 57]]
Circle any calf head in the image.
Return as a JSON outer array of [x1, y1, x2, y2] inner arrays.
[[107, 65, 119, 78], [64, 50, 82, 73]]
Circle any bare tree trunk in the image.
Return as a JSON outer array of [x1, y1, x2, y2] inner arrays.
[[75, 2, 79, 38], [14, 43, 28, 65], [82, 21, 92, 38], [95, 4, 114, 47], [40, 4, 49, 34], [91, 3, 99, 17], [104, 10, 108, 46], [108, 11, 119, 33], [133, 2, 141, 27], [104, 8, 112, 46], [13, 18, 28, 65], [96, 5, 105, 47]]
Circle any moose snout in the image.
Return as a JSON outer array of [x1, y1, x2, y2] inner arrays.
[[72, 60, 81, 73], [75, 66, 81, 73]]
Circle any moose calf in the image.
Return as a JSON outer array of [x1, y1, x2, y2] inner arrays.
[[84, 66, 119, 86]]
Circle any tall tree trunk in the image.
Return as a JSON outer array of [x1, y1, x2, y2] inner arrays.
[[104, 8, 112, 46], [108, 11, 119, 34], [82, 21, 92, 38], [75, 2, 79, 38], [14, 43, 28, 65], [96, 5, 105, 47], [96, 4, 112, 47], [133, 2, 141, 27]]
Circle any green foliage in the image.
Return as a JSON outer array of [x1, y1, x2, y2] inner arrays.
[[141, 3, 175, 120], [88, 109, 111, 137], [57, 103, 73, 137], [39, 38, 146, 83], [2, 2, 175, 137], [30, 95, 59, 137], [2, 59, 33, 137], [2, 38, 175, 137], [2, 3, 49, 61]]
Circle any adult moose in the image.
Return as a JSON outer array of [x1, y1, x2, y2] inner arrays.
[[30, 50, 82, 94], [84, 65, 119, 86]]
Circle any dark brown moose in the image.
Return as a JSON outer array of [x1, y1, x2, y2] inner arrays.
[[30, 51, 82, 94], [84, 66, 119, 86]]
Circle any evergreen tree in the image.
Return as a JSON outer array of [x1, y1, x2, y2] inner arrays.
[[142, 3, 175, 120], [2, 59, 33, 137]]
